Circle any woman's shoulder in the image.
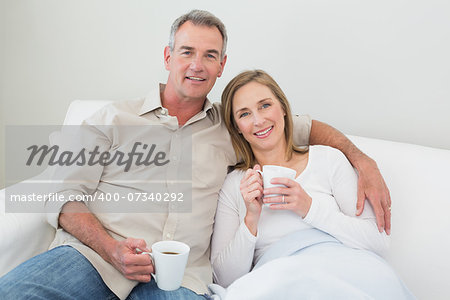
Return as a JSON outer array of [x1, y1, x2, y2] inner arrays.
[[309, 145, 352, 171], [223, 168, 246, 185], [310, 145, 348, 161], [219, 169, 246, 207], [220, 169, 246, 195]]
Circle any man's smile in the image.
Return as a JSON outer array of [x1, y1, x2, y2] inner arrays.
[[186, 76, 206, 81]]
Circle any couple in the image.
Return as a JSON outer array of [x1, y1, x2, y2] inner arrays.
[[209, 70, 414, 299], [0, 9, 398, 300]]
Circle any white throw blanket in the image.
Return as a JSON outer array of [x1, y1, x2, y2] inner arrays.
[[209, 229, 415, 300]]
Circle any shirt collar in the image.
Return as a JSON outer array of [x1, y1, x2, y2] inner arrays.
[[138, 84, 165, 116], [138, 83, 214, 116]]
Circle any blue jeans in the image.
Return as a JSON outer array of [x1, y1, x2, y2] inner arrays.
[[0, 246, 210, 300]]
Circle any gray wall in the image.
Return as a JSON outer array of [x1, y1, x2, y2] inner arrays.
[[2, 0, 450, 188]]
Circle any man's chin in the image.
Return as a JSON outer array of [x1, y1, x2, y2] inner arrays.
[[184, 88, 212, 100]]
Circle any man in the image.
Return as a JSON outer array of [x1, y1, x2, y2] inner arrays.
[[0, 10, 391, 299]]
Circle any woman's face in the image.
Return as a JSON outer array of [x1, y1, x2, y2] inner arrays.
[[232, 81, 286, 153]]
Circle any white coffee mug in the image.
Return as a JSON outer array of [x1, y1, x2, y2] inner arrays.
[[257, 165, 296, 204], [139, 240, 190, 291]]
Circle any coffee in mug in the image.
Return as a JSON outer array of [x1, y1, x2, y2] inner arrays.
[[139, 240, 190, 291]]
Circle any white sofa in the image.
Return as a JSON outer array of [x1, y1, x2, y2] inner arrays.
[[1, 100, 450, 299]]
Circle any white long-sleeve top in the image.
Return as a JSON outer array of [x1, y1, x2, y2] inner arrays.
[[211, 145, 389, 287]]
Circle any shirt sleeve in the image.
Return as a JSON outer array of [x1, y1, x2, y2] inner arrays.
[[45, 118, 111, 229], [303, 147, 389, 256], [292, 114, 312, 147], [211, 171, 257, 287]]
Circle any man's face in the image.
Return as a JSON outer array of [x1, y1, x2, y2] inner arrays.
[[164, 21, 227, 102]]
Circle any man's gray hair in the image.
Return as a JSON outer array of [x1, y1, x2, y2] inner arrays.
[[169, 10, 227, 60]]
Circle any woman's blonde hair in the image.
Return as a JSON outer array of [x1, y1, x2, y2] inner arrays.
[[221, 70, 308, 170]]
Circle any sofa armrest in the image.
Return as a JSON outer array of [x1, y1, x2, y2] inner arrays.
[[347, 135, 450, 299], [0, 185, 56, 276], [0, 100, 113, 276]]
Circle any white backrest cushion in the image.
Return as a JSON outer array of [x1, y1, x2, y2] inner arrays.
[[63, 100, 114, 125]]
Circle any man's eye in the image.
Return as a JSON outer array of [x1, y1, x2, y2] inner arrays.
[[182, 51, 191, 55], [207, 54, 217, 59], [239, 112, 249, 118]]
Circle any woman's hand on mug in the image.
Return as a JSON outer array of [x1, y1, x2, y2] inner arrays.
[[263, 178, 312, 218], [240, 165, 264, 235]]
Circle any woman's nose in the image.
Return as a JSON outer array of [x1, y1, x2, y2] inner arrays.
[[252, 112, 264, 126]]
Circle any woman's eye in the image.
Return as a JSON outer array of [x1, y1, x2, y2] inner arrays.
[[239, 112, 249, 118], [261, 103, 271, 109]]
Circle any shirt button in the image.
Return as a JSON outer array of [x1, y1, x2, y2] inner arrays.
[[161, 109, 167, 115]]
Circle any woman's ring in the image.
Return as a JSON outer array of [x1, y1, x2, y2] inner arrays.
[[282, 195, 285, 203]]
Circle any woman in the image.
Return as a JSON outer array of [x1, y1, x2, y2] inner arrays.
[[210, 70, 414, 299]]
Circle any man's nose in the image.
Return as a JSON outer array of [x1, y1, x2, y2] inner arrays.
[[189, 55, 204, 72]]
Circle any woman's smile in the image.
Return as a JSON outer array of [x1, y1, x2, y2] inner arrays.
[[254, 126, 274, 138]]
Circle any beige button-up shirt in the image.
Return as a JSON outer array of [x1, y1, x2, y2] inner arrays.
[[47, 84, 311, 299]]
